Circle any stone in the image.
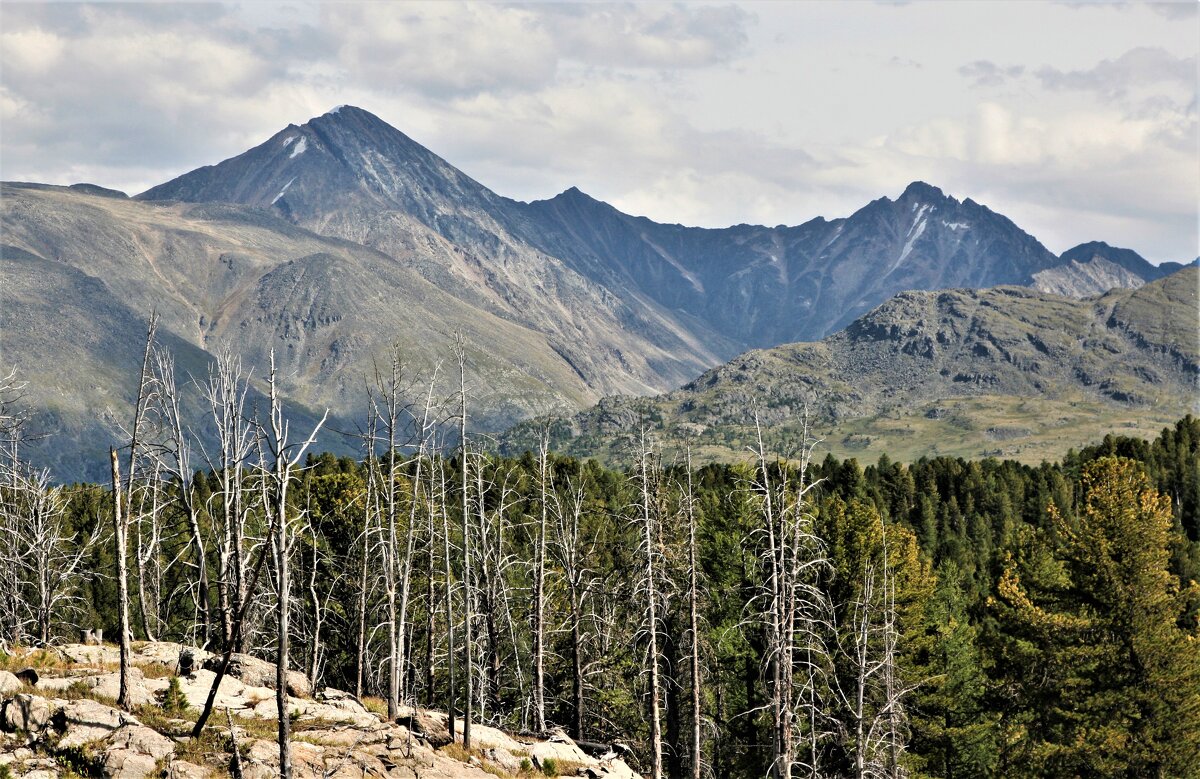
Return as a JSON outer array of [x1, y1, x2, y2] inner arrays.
[[201, 653, 311, 698], [102, 748, 158, 779], [58, 643, 119, 665], [394, 708, 451, 748], [86, 667, 157, 706], [316, 686, 370, 714], [106, 723, 176, 760], [134, 641, 211, 670], [167, 759, 212, 779], [55, 698, 133, 748], [0, 670, 21, 695], [3, 693, 52, 734]]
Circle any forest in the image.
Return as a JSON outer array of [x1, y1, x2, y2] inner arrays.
[[1, 331, 1198, 779]]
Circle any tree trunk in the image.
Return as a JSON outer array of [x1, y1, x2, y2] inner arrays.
[[111, 448, 132, 710], [637, 430, 664, 779], [686, 449, 703, 779], [533, 433, 549, 732]]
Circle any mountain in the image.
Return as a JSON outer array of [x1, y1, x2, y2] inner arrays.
[[4, 106, 1185, 479], [0, 183, 595, 480], [503, 268, 1200, 465], [140, 107, 1070, 351], [139, 105, 726, 398], [524, 180, 1065, 346], [1031, 241, 1182, 297]]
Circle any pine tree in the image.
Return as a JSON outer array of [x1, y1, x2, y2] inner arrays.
[[992, 457, 1200, 777]]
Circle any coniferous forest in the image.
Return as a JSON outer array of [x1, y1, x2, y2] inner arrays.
[[1, 344, 1197, 779]]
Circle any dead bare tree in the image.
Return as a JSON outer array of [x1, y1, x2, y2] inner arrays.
[[633, 421, 665, 779], [112, 313, 159, 710], [199, 346, 256, 651], [152, 349, 213, 645], [750, 412, 830, 779], [681, 443, 704, 779], [834, 527, 912, 779], [551, 471, 601, 741], [532, 429, 552, 733], [452, 336, 475, 749], [259, 349, 328, 779]]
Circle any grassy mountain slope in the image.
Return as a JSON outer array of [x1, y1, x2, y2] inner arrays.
[[504, 268, 1199, 465], [1, 183, 599, 480]]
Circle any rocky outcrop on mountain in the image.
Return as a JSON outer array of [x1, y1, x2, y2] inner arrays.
[[505, 268, 1199, 464], [1032, 256, 1146, 297], [1031, 241, 1188, 297], [0, 641, 642, 779]]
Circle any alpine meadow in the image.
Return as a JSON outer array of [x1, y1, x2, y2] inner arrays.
[[0, 3, 1197, 779]]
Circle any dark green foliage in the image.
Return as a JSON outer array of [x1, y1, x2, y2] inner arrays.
[[30, 416, 1200, 778]]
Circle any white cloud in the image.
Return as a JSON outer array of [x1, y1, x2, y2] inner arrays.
[[0, 1, 1195, 262]]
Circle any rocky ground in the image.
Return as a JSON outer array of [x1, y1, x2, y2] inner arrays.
[[0, 641, 641, 779]]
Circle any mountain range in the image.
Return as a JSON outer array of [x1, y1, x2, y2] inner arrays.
[[2, 105, 1193, 479]]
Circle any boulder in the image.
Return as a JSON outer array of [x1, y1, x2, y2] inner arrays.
[[85, 667, 158, 706], [394, 708, 451, 748], [167, 760, 212, 779], [316, 686, 370, 714], [105, 723, 176, 760], [3, 693, 52, 734], [0, 670, 21, 695], [101, 748, 158, 779], [58, 643, 119, 665], [134, 641, 211, 670], [201, 653, 311, 698], [54, 697, 133, 748]]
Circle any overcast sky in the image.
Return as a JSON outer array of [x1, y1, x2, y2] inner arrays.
[[2, 1, 1196, 262]]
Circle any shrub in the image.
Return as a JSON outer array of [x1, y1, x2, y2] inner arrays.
[[162, 675, 190, 715]]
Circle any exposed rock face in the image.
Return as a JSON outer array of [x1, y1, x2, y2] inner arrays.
[[1033, 256, 1146, 297], [510, 268, 1199, 464], [201, 652, 312, 698], [0, 641, 644, 778]]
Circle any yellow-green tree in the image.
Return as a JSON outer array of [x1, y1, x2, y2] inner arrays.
[[992, 456, 1200, 777]]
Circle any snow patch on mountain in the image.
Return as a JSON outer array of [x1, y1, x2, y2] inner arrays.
[[272, 177, 296, 205]]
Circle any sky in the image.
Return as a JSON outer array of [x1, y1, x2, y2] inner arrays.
[[2, 1, 1197, 263]]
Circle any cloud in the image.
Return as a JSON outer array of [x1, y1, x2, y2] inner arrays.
[[1036, 46, 1195, 102], [321, 3, 752, 100], [0, 1, 1194, 262], [958, 60, 1024, 88]]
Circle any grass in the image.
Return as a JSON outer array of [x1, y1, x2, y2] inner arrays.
[[361, 695, 388, 717]]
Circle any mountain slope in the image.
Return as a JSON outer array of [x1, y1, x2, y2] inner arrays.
[[524, 181, 1064, 346], [504, 268, 1199, 465], [139, 107, 1072, 361], [139, 106, 726, 397], [8, 106, 1187, 478], [1, 183, 603, 480]]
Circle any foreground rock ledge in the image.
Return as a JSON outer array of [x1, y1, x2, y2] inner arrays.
[[0, 641, 642, 779]]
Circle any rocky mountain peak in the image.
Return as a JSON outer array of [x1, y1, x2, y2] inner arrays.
[[138, 106, 498, 223], [898, 180, 952, 204]]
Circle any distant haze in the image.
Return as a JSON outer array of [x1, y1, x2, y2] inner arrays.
[[1, 1, 1196, 263]]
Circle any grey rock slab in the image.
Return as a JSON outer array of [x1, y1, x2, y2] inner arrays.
[[0, 670, 21, 695], [105, 723, 176, 760], [55, 697, 136, 749], [3, 693, 52, 734], [102, 748, 158, 779]]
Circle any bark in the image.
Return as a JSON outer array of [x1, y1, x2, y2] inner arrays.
[[685, 446, 703, 779], [457, 340, 473, 750], [110, 448, 131, 710], [636, 426, 664, 779], [532, 432, 550, 732]]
